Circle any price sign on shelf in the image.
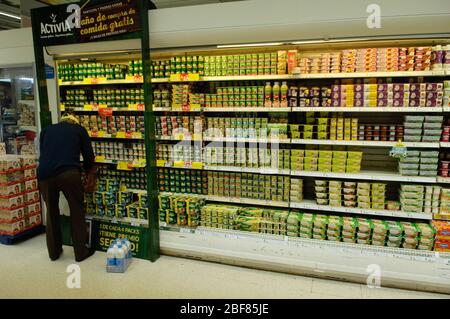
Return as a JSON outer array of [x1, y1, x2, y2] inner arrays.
[[125, 132, 133, 139], [137, 103, 145, 111], [156, 160, 166, 167], [84, 104, 94, 111], [132, 132, 142, 139], [90, 131, 98, 138], [169, 74, 181, 82], [93, 77, 107, 84], [174, 161, 185, 168], [190, 104, 202, 111], [98, 108, 113, 117], [126, 74, 143, 83], [191, 162, 203, 170], [95, 156, 106, 163], [169, 73, 200, 82], [116, 132, 126, 139], [132, 160, 146, 168], [172, 104, 182, 111], [60, 104, 65, 111], [174, 133, 185, 140], [117, 161, 133, 171]]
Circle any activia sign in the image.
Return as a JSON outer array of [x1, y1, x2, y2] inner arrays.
[[35, 0, 140, 46]]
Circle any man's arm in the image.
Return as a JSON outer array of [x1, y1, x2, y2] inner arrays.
[[79, 126, 95, 171]]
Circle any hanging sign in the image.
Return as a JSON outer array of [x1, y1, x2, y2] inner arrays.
[[78, 0, 140, 43], [390, 140, 408, 159], [32, 0, 141, 46], [98, 107, 113, 117]]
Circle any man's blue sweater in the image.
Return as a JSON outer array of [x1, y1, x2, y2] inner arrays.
[[37, 122, 95, 181]]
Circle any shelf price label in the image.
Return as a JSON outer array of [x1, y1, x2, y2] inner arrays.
[[128, 104, 145, 111], [132, 160, 146, 168], [189, 104, 202, 111], [131, 132, 142, 139], [125, 74, 144, 83], [174, 133, 185, 140], [84, 104, 94, 111], [156, 160, 166, 167], [191, 162, 203, 170], [98, 107, 113, 117], [83, 77, 107, 84], [169, 74, 180, 82], [172, 104, 182, 111], [169, 73, 200, 82], [173, 161, 185, 168], [95, 156, 106, 163], [117, 161, 133, 171], [60, 104, 65, 111], [116, 132, 126, 139], [90, 131, 98, 138]]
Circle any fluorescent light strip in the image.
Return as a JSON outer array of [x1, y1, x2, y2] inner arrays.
[[217, 42, 285, 48], [0, 11, 21, 21]]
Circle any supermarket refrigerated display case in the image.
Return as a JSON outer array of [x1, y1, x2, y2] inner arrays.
[[146, 38, 450, 294], [38, 0, 450, 293]]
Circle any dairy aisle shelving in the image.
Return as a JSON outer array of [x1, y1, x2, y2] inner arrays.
[[150, 41, 450, 266], [53, 39, 450, 293]]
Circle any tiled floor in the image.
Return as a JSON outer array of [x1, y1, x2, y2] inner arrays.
[[0, 234, 448, 299]]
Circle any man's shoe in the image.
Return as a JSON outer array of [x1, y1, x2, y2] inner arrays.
[[49, 248, 63, 261], [75, 247, 95, 262]]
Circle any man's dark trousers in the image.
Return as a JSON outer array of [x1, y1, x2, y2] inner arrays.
[[39, 169, 89, 261]]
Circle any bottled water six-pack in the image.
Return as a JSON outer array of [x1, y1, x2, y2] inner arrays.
[[106, 238, 132, 273]]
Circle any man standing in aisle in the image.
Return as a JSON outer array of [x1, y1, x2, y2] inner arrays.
[[38, 112, 96, 262]]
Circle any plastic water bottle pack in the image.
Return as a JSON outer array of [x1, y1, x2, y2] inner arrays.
[[106, 238, 132, 273]]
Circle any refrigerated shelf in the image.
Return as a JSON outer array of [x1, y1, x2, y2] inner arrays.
[[290, 200, 433, 220], [150, 70, 447, 83], [291, 139, 440, 148], [290, 170, 437, 183], [291, 107, 444, 113]]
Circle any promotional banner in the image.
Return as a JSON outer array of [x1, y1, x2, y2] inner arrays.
[[93, 221, 149, 258], [62, 217, 149, 259], [34, 0, 140, 46]]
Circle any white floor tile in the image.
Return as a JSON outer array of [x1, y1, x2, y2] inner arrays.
[[0, 234, 448, 299]]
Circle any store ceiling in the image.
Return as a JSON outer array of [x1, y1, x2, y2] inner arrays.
[[0, 0, 243, 30]]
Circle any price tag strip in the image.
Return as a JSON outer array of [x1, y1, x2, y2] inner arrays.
[[169, 73, 201, 82], [117, 161, 133, 171], [125, 74, 144, 83]]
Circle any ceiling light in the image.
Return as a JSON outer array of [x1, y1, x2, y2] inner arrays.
[[217, 42, 285, 48], [0, 11, 21, 20]]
